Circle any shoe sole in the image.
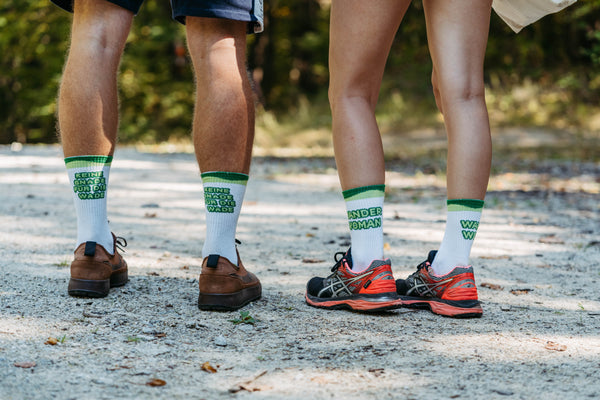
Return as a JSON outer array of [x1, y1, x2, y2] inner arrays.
[[68, 271, 128, 298], [400, 296, 483, 318], [198, 285, 262, 311], [305, 292, 404, 312]]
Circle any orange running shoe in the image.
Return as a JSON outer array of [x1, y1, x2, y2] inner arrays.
[[305, 249, 403, 312], [396, 250, 483, 318]]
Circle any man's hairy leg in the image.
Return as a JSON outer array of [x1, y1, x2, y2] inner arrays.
[[186, 17, 254, 174], [186, 17, 255, 265], [58, 0, 132, 251], [59, 0, 133, 157]]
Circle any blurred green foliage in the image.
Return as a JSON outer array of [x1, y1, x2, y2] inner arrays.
[[1, 0, 599, 144], [0, 2, 70, 144]]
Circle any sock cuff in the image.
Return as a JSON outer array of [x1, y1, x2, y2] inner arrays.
[[343, 184, 385, 201], [447, 199, 484, 212], [201, 171, 249, 186], [65, 155, 113, 169]]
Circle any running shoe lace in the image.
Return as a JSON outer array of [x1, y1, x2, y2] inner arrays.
[[330, 251, 347, 272], [406, 260, 428, 280]]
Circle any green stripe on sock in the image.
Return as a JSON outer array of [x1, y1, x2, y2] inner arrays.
[[343, 184, 385, 201], [201, 171, 249, 186], [65, 155, 113, 169], [447, 199, 484, 212]]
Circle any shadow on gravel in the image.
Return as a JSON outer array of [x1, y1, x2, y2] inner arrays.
[[1, 144, 599, 399]]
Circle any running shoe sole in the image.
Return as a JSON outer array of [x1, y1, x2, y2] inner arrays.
[[400, 296, 482, 318], [305, 292, 404, 312]]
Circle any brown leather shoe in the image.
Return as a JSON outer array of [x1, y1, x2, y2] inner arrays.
[[68, 234, 128, 298], [198, 252, 261, 311]]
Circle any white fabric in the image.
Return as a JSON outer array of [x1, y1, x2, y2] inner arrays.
[[431, 209, 482, 276], [345, 196, 384, 272], [67, 163, 113, 254], [201, 181, 247, 265], [252, 0, 264, 33], [493, 0, 577, 33]]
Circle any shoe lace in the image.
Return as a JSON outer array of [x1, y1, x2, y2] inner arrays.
[[115, 236, 127, 253], [330, 251, 347, 272], [405, 260, 429, 283], [415, 260, 429, 272]]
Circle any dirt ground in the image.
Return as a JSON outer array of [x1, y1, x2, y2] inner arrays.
[[1, 135, 599, 399]]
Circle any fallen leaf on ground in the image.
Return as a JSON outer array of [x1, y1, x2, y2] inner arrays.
[[230, 384, 263, 393], [228, 370, 268, 393], [146, 378, 167, 387], [83, 311, 103, 318], [545, 341, 567, 351], [383, 242, 391, 251], [201, 362, 217, 373], [14, 362, 36, 368], [302, 258, 324, 264], [480, 255, 510, 260], [305, 233, 315, 237], [229, 311, 256, 325], [481, 282, 503, 290], [539, 235, 564, 244], [368, 368, 385, 377], [107, 365, 133, 371], [510, 288, 533, 295], [144, 212, 157, 218], [45, 337, 58, 345]]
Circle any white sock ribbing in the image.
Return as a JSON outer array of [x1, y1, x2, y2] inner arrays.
[[65, 155, 114, 254], [343, 184, 385, 272], [201, 171, 248, 265], [431, 199, 484, 276]]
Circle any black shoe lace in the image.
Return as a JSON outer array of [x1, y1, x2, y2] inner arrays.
[[115, 236, 127, 253], [406, 260, 429, 281], [330, 251, 347, 272]]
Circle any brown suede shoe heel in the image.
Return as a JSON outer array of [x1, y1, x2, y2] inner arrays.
[[198, 253, 261, 311], [68, 235, 128, 298]]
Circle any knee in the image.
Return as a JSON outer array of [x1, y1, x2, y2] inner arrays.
[[72, 1, 132, 54], [434, 74, 486, 106], [431, 71, 443, 114], [328, 79, 379, 114], [187, 18, 247, 71]]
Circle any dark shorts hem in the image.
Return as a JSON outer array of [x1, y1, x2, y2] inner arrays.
[[50, 0, 142, 14], [50, 0, 263, 33], [172, 1, 263, 33], [174, 8, 252, 23]]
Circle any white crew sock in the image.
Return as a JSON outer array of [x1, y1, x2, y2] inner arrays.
[[343, 184, 385, 272], [431, 199, 484, 276], [65, 155, 114, 253], [201, 171, 248, 265]]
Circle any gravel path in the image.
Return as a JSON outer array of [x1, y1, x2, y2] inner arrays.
[[1, 143, 599, 399]]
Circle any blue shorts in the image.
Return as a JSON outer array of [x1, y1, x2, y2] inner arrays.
[[50, 0, 264, 33]]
